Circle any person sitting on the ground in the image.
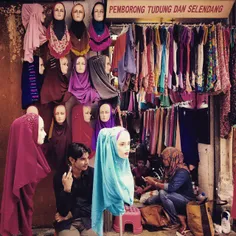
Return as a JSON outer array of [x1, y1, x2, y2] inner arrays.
[[132, 144, 152, 199], [53, 142, 96, 236], [144, 147, 195, 234]]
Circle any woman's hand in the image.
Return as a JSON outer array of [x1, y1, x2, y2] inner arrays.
[[55, 211, 72, 222], [144, 177, 157, 186]]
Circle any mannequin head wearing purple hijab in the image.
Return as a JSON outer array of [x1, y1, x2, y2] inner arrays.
[[92, 103, 115, 150], [68, 56, 100, 104]]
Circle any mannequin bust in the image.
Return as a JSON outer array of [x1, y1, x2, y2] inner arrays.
[[92, 103, 115, 150], [88, 2, 112, 52], [53, 2, 65, 20], [83, 105, 92, 122], [116, 129, 130, 158], [45, 104, 71, 170], [93, 3, 104, 22], [54, 104, 66, 125], [0, 113, 50, 236], [71, 3, 84, 22], [68, 56, 100, 105], [70, 3, 90, 56], [99, 103, 111, 122], [76, 56, 86, 73], [26, 105, 39, 115], [22, 4, 47, 63], [92, 127, 134, 235], [59, 57, 69, 75], [39, 57, 45, 75], [46, 2, 71, 59]]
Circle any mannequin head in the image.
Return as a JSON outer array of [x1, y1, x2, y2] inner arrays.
[[41, 10, 46, 23], [99, 104, 111, 122], [59, 57, 68, 75], [75, 56, 86, 74], [83, 105, 92, 123], [39, 57, 45, 75], [104, 56, 111, 74], [54, 105, 66, 125], [53, 2, 65, 20], [37, 116, 46, 145], [26, 105, 39, 115], [72, 3, 85, 22], [92, 2, 104, 22], [116, 129, 130, 159]]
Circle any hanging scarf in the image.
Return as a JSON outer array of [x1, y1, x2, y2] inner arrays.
[[46, 2, 71, 59], [68, 57, 100, 104], [161, 147, 189, 183], [92, 127, 134, 236], [21, 56, 43, 109], [40, 57, 71, 104], [70, 21, 90, 56], [0, 114, 50, 236], [72, 104, 95, 158], [92, 103, 115, 150], [22, 4, 47, 63], [88, 55, 118, 100]]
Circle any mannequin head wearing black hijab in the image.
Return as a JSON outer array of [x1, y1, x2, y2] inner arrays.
[[70, 3, 86, 39], [52, 2, 66, 40]]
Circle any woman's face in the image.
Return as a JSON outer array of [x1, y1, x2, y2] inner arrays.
[[162, 156, 170, 168], [37, 116, 46, 145], [54, 105, 66, 125], [76, 57, 86, 74], [39, 57, 45, 75], [105, 56, 111, 74], [117, 131, 130, 158], [99, 104, 110, 122], [93, 4, 104, 22], [72, 4, 85, 22], [83, 106, 92, 123], [53, 3, 65, 20], [60, 57, 68, 75]]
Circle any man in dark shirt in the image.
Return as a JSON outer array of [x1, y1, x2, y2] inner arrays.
[[53, 142, 97, 236]]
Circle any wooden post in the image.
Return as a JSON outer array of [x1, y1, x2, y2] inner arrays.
[[119, 215, 123, 236]]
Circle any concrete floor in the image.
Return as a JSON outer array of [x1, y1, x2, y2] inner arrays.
[[28, 227, 236, 236]]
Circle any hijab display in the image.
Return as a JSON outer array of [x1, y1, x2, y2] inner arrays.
[[40, 57, 71, 104], [22, 4, 47, 63], [72, 104, 95, 158], [68, 56, 100, 104], [46, 105, 71, 170], [47, 2, 71, 59], [92, 127, 134, 236], [92, 103, 115, 150], [21, 56, 44, 109], [70, 3, 90, 56], [88, 2, 112, 52], [0, 113, 50, 236], [88, 55, 119, 100]]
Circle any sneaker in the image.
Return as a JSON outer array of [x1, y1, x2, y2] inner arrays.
[[221, 210, 231, 234]]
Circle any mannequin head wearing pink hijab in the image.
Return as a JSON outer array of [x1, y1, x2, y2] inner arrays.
[[22, 4, 47, 63]]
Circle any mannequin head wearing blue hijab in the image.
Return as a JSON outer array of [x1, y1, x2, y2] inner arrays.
[[92, 126, 134, 236]]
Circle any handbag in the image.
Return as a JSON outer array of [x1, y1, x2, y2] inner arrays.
[[140, 204, 170, 228], [186, 201, 214, 236]]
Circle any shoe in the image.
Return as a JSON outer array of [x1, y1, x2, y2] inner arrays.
[[221, 210, 231, 234]]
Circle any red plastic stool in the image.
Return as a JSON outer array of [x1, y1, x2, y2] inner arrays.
[[113, 205, 143, 234]]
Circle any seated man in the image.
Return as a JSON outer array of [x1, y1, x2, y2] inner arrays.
[[53, 142, 96, 236], [145, 147, 195, 234]]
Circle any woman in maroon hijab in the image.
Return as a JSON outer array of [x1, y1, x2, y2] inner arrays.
[[0, 113, 51, 236]]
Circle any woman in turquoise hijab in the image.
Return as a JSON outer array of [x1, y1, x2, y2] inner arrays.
[[92, 126, 134, 236]]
